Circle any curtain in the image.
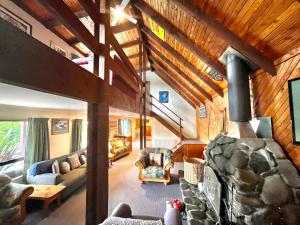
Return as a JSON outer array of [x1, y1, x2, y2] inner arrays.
[[71, 119, 83, 152], [24, 118, 50, 173], [118, 119, 131, 136]]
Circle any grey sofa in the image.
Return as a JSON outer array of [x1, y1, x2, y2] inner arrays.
[[101, 203, 182, 225], [26, 149, 86, 199]]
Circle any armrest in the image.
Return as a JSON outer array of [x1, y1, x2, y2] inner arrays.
[[26, 172, 61, 185], [0, 183, 34, 208], [164, 159, 174, 171], [110, 203, 132, 218], [135, 155, 146, 168], [164, 208, 182, 225]]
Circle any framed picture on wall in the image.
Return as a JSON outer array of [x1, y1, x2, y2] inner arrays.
[[51, 119, 69, 135], [199, 105, 207, 118], [0, 4, 32, 35], [288, 77, 300, 145], [159, 91, 169, 103]]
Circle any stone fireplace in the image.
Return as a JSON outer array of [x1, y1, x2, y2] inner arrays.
[[179, 53, 300, 225]]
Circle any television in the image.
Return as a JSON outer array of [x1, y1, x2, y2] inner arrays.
[[288, 77, 300, 145]]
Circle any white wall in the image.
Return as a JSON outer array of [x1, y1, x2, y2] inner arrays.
[[0, 0, 82, 59], [147, 71, 197, 140]]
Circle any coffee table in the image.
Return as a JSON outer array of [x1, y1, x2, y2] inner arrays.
[[28, 185, 65, 217]]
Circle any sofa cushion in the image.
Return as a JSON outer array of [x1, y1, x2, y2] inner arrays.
[[52, 160, 60, 174], [60, 167, 86, 187], [60, 162, 71, 174], [67, 154, 81, 170], [30, 160, 53, 176], [79, 154, 86, 165], [149, 153, 162, 166], [142, 166, 164, 178], [101, 217, 163, 225], [0, 174, 11, 188]]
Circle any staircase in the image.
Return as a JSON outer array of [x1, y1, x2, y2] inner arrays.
[[149, 94, 186, 140]]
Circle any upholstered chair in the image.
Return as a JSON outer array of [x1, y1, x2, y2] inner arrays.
[[0, 174, 34, 225], [135, 148, 174, 185]]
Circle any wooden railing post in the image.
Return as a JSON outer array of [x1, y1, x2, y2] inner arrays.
[[180, 118, 183, 141]]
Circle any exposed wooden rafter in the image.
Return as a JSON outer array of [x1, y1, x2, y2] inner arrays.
[[38, 0, 105, 55], [147, 44, 213, 101], [110, 39, 141, 51], [77, 0, 105, 24], [134, 0, 226, 77], [111, 21, 136, 34], [142, 26, 224, 97], [128, 53, 140, 59], [109, 32, 142, 83], [172, 0, 277, 76], [153, 66, 200, 108], [152, 58, 205, 104]]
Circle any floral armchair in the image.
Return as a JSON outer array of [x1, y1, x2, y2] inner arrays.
[[0, 174, 34, 225], [135, 148, 174, 185]]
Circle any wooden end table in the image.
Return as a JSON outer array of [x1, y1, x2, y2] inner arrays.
[[28, 185, 65, 217]]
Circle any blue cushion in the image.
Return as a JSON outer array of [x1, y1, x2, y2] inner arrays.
[[30, 160, 53, 176]]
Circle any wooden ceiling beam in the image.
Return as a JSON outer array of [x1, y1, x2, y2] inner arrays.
[[147, 44, 213, 101], [134, 0, 226, 77], [110, 39, 141, 51], [152, 66, 200, 108], [151, 57, 205, 104], [111, 22, 136, 34], [109, 32, 142, 83], [77, 0, 106, 24], [108, 56, 139, 93], [142, 26, 223, 97], [172, 0, 277, 76], [39, 0, 104, 55], [128, 53, 140, 59], [44, 10, 89, 28], [131, 2, 154, 71]]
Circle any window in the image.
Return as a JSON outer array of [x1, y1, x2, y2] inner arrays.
[[0, 121, 26, 172], [81, 120, 88, 149], [118, 119, 131, 136]]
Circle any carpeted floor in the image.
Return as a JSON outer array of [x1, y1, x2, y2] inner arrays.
[[24, 145, 183, 225]]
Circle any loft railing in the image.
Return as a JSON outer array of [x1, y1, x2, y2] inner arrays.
[[149, 94, 183, 139]]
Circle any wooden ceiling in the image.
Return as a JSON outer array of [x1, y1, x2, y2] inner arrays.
[[12, 0, 300, 108]]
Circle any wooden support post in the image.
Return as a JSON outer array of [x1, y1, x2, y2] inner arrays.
[[86, 1, 109, 225], [139, 42, 143, 149], [143, 47, 147, 147]]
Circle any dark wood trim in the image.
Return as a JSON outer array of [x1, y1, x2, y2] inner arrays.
[[134, 0, 226, 77], [44, 10, 89, 28], [39, 0, 104, 55], [147, 44, 213, 101], [142, 26, 223, 97], [0, 157, 24, 167], [288, 77, 300, 145], [0, 19, 101, 103], [151, 57, 205, 104], [172, 0, 277, 76], [111, 22, 136, 34], [153, 67, 199, 108]]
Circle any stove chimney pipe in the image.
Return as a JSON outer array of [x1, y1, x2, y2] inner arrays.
[[226, 54, 252, 122]]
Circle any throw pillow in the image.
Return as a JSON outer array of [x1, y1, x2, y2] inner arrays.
[[149, 153, 162, 166], [79, 154, 87, 165], [67, 154, 81, 170], [0, 174, 11, 188], [115, 140, 124, 148], [30, 160, 53, 176], [52, 160, 60, 174], [60, 161, 70, 174]]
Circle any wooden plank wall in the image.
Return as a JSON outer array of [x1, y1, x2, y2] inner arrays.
[[196, 90, 229, 143], [252, 46, 300, 169], [197, 47, 300, 170]]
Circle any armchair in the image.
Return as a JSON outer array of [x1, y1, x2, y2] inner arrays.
[[0, 174, 34, 225], [135, 148, 174, 185]]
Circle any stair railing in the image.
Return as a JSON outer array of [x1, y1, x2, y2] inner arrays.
[[149, 94, 184, 140]]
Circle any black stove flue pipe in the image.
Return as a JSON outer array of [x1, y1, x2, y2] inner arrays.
[[226, 54, 252, 122]]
